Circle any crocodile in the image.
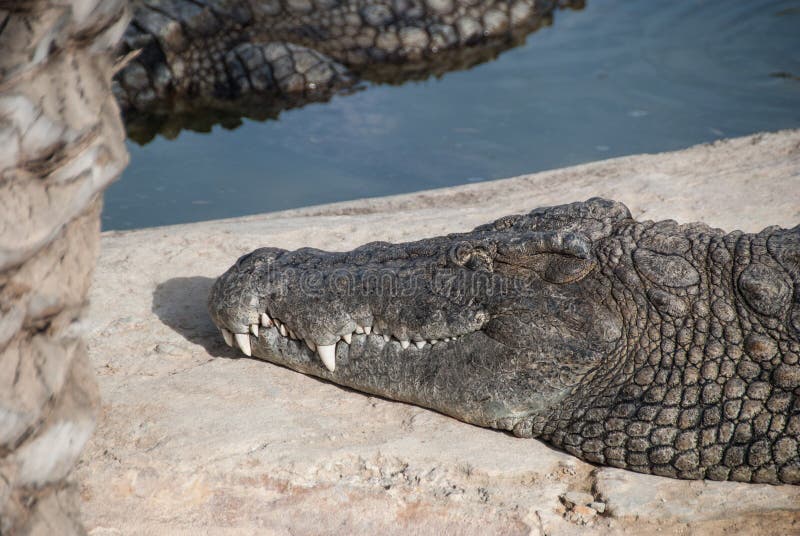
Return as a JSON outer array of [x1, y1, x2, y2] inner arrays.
[[114, 0, 583, 141], [208, 198, 800, 485]]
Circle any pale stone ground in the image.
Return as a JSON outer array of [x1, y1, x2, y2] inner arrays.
[[76, 131, 800, 535]]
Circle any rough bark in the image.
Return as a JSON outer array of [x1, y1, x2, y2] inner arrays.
[[0, 1, 129, 533]]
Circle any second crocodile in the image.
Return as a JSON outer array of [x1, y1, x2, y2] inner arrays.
[[115, 0, 582, 139]]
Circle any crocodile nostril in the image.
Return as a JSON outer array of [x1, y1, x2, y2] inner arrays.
[[235, 251, 254, 268]]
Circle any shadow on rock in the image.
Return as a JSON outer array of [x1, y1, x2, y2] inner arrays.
[[149, 279, 540, 431], [152, 276, 240, 359], [152, 276, 377, 396]]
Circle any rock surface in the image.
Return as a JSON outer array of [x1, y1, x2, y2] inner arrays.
[[76, 130, 800, 534]]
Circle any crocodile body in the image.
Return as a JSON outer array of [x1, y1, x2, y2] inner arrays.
[[208, 198, 800, 485]]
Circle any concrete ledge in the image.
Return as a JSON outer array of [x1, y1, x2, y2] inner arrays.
[[77, 130, 800, 534]]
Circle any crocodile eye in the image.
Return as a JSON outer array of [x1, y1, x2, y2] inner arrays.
[[448, 242, 493, 272], [449, 242, 474, 266]]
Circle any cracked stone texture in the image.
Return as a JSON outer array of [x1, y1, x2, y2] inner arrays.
[[77, 130, 800, 534], [0, 1, 129, 533]]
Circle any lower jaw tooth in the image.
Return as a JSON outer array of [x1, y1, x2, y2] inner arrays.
[[234, 333, 252, 356], [355, 326, 364, 334], [400, 340, 410, 349], [382, 334, 390, 342], [430, 339, 438, 345], [364, 326, 372, 334], [279, 324, 288, 337], [414, 340, 426, 349], [317, 344, 336, 372]]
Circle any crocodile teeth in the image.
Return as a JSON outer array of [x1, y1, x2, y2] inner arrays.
[[250, 324, 259, 337], [364, 326, 372, 334], [400, 339, 410, 349], [289, 329, 296, 339], [279, 324, 288, 337], [382, 334, 390, 342], [317, 344, 336, 372], [306, 339, 316, 352], [260, 313, 272, 327], [355, 325, 364, 334], [342, 333, 352, 344], [221, 328, 233, 347], [430, 339, 438, 345], [234, 333, 252, 356], [414, 340, 426, 349]]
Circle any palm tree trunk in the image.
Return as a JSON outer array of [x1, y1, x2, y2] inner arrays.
[[0, 1, 129, 533]]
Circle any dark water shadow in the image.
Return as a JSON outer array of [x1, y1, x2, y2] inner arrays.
[[124, 87, 362, 145], [152, 276, 241, 359], [123, 34, 526, 145]]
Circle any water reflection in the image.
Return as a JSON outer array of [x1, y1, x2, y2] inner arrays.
[[106, 0, 800, 231], [119, 0, 585, 144]]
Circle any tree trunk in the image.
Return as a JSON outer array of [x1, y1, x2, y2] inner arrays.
[[0, 1, 129, 533]]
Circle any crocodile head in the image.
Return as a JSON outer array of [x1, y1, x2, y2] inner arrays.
[[209, 198, 800, 484], [208, 198, 630, 431]]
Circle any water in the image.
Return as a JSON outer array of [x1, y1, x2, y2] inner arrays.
[[103, 0, 800, 230]]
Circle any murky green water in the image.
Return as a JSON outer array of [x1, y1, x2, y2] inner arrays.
[[104, 0, 800, 230]]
